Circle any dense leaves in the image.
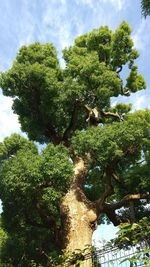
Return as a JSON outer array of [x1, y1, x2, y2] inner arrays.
[[0, 134, 73, 266], [72, 110, 150, 203], [112, 217, 150, 248], [0, 22, 146, 143]]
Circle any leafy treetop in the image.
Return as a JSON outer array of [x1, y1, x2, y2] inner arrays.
[[0, 21, 146, 144]]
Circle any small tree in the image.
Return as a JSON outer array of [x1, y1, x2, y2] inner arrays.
[[0, 21, 150, 266]]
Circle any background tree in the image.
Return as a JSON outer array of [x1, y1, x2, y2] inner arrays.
[[141, 0, 150, 17], [0, 21, 150, 266]]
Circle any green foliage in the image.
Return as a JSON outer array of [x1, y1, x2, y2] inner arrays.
[[0, 134, 73, 266], [112, 217, 150, 248], [141, 0, 150, 17], [0, 22, 146, 142], [72, 110, 150, 164], [108, 217, 150, 266], [72, 110, 150, 201]]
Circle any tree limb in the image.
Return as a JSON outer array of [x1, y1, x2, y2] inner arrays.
[[106, 193, 150, 211], [96, 184, 114, 213], [102, 204, 130, 226], [95, 169, 115, 214], [100, 110, 121, 121], [71, 157, 88, 188], [85, 105, 122, 126], [45, 124, 61, 145], [116, 66, 122, 73], [63, 99, 80, 141], [121, 86, 130, 96], [102, 193, 150, 226]]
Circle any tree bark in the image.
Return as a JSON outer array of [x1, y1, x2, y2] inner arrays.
[[60, 158, 97, 266]]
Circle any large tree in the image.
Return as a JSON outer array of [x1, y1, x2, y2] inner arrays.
[[0, 21, 150, 266]]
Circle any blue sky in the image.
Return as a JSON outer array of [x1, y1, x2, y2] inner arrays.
[[0, 0, 150, 244]]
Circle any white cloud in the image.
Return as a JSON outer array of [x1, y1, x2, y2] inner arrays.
[[102, 0, 127, 11], [133, 18, 150, 52], [132, 92, 150, 110], [75, 0, 128, 11], [0, 93, 21, 142]]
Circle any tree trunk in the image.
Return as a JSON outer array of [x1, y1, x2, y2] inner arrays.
[[60, 158, 97, 266]]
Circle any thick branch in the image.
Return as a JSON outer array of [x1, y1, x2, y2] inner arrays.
[[108, 193, 150, 211], [102, 193, 150, 226], [121, 86, 130, 96], [45, 124, 61, 145], [101, 110, 121, 121], [95, 169, 115, 214], [71, 157, 88, 188], [63, 99, 80, 141], [84, 105, 122, 126], [102, 204, 130, 226], [96, 184, 114, 213], [85, 105, 101, 125]]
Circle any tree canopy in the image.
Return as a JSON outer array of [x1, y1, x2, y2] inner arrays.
[[0, 21, 150, 266]]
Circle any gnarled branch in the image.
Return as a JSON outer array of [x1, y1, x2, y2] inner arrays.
[[85, 105, 122, 126], [102, 204, 130, 226], [121, 86, 130, 96], [102, 193, 150, 226], [45, 124, 61, 145], [95, 168, 115, 214], [107, 193, 150, 211], [100, 110, 121, 121], [63, 99, 81, 141]]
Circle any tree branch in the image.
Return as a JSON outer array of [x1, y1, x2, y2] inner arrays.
[[45, 124, 61, 145], [121, 86, 130, 96], [71, 157, 88, 188], [116, 66, 122, 73], [102, 204, 130, 226], [100, 110, 121, 121], [63, 99, 80, 141], [96, 184, 114, 213], [107, 193, 150, 211], [95, 169, 115, 214], [102, 193, 150, 226], [84, 105, 122, 125]]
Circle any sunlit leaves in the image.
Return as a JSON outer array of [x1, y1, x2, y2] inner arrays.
[[126, 66, 146, 93], [72, 110, 150, 167], [0, 22, 146, 143], [112, 217, 150, 248]]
